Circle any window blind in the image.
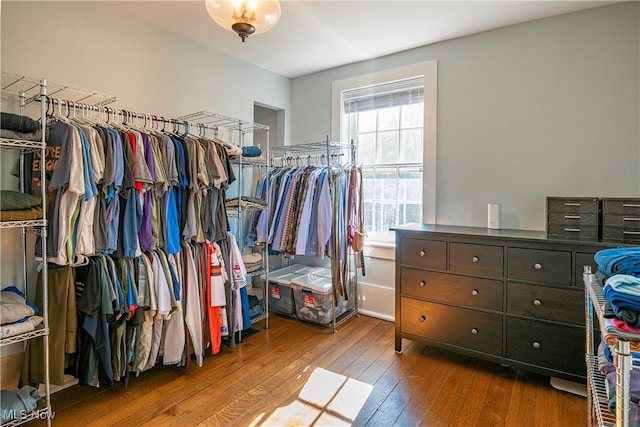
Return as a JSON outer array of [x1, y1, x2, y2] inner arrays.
[[342, 76, 424, 113]]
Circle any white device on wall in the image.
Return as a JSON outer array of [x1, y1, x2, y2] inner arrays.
[[488, 203, 501, 229]]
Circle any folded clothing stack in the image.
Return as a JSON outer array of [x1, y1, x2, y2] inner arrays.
[[225, 197, 267, 209], [595, 247, 640, 276], [0, 190, 43, 222], [242, 146, 262, 157], [0, 112, 47, 142], [0, 286, 42, 339], [242, 252, 263, 273]]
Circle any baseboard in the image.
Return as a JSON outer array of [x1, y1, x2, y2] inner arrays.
[[357, 308, 394, 322], [357, 281, 395, 322]]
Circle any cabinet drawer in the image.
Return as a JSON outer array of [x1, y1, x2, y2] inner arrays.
[[547, 197, 599, 214], [400, 238, 447, 269], [602, 226, 640, 244], [506, 282, 583, 325], [507, 247, 572, 286], [603, 214, 640, 229], [401, 268, 503, 311], [547, 211, 599, 225], [546, 223, 599, 241], [506, 317, 585, 377], [602, 198, 640, 215], [450, 243, 503, 277], [400, 297, 502, 356]]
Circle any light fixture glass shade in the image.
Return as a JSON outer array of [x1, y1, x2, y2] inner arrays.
[[205, 0, 281, 41]]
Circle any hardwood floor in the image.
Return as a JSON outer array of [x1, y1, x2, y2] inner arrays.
[[28, 314, 587, 426]]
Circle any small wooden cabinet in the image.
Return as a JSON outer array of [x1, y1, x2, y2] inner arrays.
[[602, 197, 640, 244], [546, 197, 600, 241], [394, 224, 614, 381]]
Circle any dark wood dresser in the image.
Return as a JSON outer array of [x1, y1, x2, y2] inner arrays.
[[393, 224, 616, 382]]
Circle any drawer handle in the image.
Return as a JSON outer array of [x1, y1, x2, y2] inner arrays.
[[471, 328, 478, 335], [623, 217, 640, 221], [532, 341, 541, 349], [472, 256, 479, 263], [623, 204, 640, 208], [472, 289, 479, 296], [563, 228, 580, 232], [564, 202, 580, 206], [533, 299, 542, 306], [534, 263, 542, 270], [419, 250, 426, 257], [419, 315, 426, 322], [623, 231, 640, 235], [419, 280, 426, 287], [564, 215, 580, 219]]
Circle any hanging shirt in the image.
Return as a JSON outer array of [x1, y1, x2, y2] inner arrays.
[[181, 242, 204, 367]]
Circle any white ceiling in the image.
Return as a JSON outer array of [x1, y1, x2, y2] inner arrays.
[[111, 0, 620, 78]]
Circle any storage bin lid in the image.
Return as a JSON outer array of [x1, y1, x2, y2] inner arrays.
[[290, 274, 333, 295], [269, 271, 300, 285], [295, 266, 331, 278], [263, 264, 309, 281]]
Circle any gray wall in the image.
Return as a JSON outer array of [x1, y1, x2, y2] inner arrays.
[[291, 1, 640, 232], [1, 1, 291, 125]]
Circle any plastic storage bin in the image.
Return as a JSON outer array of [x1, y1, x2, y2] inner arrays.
[[267, 264, 322, 315], [291, 273, 352, 324]]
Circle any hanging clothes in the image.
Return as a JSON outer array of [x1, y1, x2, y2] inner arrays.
[[19, 107, 265, 388]]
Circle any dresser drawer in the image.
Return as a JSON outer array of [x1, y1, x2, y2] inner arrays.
[[575, 252, 598, 286], [547, 197, 599, 214], [400, 238, 447, 269], [507, 247, 572, 286], [506, 282, 583, 325], [450, 243, 503, 277], [401, 297, 502, 355], [506, 317, 585, 377], [401, 268, 503, 311]]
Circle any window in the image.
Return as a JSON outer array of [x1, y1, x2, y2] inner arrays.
[[332, 61, 437, 247], [342, 77, 424, 242]]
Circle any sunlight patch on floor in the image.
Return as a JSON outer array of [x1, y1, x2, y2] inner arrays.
[[256, 367, 373, 426]]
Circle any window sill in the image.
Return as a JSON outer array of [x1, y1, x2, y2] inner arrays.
[[363, 241, 396, 261]]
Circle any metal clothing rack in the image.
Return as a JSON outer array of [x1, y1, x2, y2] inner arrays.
[[179, 111, 271, 330], [1, 71, 118, 427], [1, 75, 44, 427], [269, 137, 359, 332], [585, 265, 637, 427], [5, 77, 274, 333]]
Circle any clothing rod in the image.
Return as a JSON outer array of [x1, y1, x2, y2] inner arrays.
[[269, 141, 351, 155], [269, 152, 345, 167], [44, 97, 222, 134]]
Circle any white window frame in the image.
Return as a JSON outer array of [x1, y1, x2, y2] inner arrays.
[[331, 60, 438, 250]]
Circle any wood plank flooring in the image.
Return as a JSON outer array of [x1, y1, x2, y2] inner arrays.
[[27, 314, 587, 426]]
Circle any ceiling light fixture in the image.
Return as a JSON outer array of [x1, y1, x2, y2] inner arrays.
[[205, 0, 281, 43]]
